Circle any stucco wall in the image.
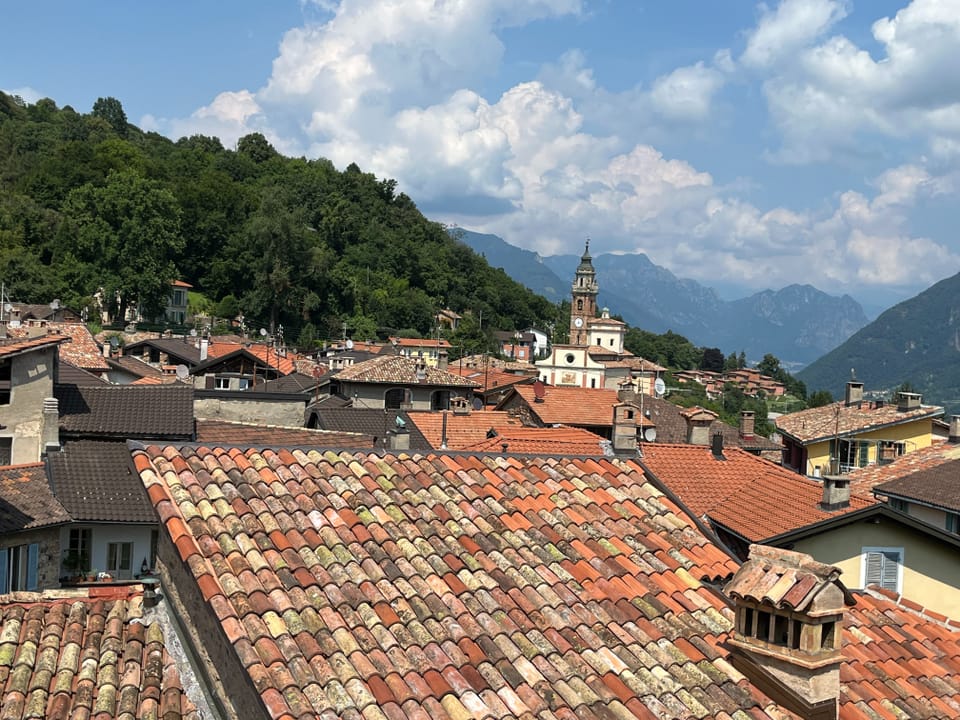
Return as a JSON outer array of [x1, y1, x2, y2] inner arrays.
[[59, 524, 156, 580], [806, 417, 936, 474], [194, 396, 305, 427], [791, 518, 960, 618], [4, 346, 56, 464]]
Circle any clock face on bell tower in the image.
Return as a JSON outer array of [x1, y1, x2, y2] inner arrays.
[[570, 239, 598, 346]]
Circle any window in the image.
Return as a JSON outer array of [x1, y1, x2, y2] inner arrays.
[[431, 390, 451, 411], [107, 542, 133, 579], [576, 299, 583, 310], [215, 376, 231, 390], [0, 438, 11, 465], [237, 378, 250, 390], [889, 497, 909, 513], [0, 359, 10, 405], [0, 543, 39, 592], [947, 513, 959, 535], [830, 438, 869, 473], [862, 547, 903, 593], [384, 388, 410, 409], [590, 378, 597, 388]]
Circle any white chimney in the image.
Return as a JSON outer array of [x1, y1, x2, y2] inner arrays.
[[200, 337, 209, 362]]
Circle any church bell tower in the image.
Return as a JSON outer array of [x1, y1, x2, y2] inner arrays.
[[570, 239, 598, 346]]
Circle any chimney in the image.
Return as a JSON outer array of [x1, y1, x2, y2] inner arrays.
[[388, 427, 410, 451], [440, 411, 448, 450], [820, 475, 850, 511], [711, 432, 725, 460], [438, 348, 448, 372], [617, 378, 637, 404], [681, 406, 718, 446], [897, 391, 921, 412], [740, 410, 755, 441], [41, 397, 60, 455], [611, 403, 638, 456], [102, 343, 110, 358], [844, 381, 864, 407], [726, 545, 845, 720], [950, 415, 960, 444], [200, 337, 209, 362]]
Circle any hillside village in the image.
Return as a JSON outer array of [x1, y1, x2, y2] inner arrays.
[[3, 241, 960, 720]]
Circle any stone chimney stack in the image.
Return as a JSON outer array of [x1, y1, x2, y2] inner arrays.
[[820, 475, 850, 511], [950, 415, 960, 444], [740, 410, 755, 441], [611, 403, 638, 456], [897, 391, 921, 412], [844, 381, 864, 407], [388, 427, 410, 451], [41, 397, 60, 455], [681, 406, 718, 446], [726, 545, 846, 720], [617, 378, 637, 404]]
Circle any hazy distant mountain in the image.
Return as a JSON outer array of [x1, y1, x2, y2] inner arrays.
[[454, 229, 868, 367], [798, 271, 960, 411]]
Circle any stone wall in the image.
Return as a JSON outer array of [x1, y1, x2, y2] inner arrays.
[[156, 529, 268, 720], [193, 395, 306, 427], [0, 527, 61, 591]]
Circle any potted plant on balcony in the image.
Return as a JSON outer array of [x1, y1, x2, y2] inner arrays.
[[62, 549, 89, 583]]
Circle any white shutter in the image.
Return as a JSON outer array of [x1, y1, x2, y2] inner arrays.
[[864, 551, 883, 587], [881, 551, 900, 591]]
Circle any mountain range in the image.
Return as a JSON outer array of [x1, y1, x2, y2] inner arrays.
[[798, 271, 960, 413], [454, 229, 868, 368]]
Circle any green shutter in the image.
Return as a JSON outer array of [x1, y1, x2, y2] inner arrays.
[[858, 441, 869, 467]]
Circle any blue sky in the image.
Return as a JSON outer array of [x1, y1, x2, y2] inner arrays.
[[4, 0, 960, 314]]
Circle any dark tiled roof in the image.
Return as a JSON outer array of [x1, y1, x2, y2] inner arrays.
[[56, 383, 195, 440], [247, 372, 325, 395], [641, 444, 874, 541], [874, 455, 960, 511], [123, 337, 205, 365], [310, 408, 433, 451], [107, 354, 163, 379], [47, 441, 156, 523], [58, 361, 108, 386], [847, 441, 960, 496], [0, 587, 198, 719], [0, 464, 70, 533], [776, 400, 943, 443], [196, 419, 374, 448], [133, 443, 960, 720], [334, 355, 479, 387], [135, 445, 760, 720]]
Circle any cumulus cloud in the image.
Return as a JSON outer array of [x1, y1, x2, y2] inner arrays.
[[759, 0, 960, 162], [741, 0, 849, 68]]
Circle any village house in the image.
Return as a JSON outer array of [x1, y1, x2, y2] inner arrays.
[[776, 380, 944, 476], [0, 335, 64, 465]]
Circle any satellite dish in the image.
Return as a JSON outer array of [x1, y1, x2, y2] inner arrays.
[[644, 427, 657, 442], [345, 339, 354, 350], [175, 364, 189, 380], [472, 397, 484, 410], [259, 328, 268, 337], [50, 299, 60, 310], [190, 328, 197, 337], [109, 336, 119, 348], [654, 378, 666, 397], [2, 304, 10, 313]]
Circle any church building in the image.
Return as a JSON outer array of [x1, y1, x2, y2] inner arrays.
[[537, 240, 663, 390]]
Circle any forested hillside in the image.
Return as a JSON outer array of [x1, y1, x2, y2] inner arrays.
[[0, 93, 563, 351]]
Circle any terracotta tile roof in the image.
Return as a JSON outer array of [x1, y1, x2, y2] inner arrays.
[[464, 426, 609, 455], [46, 441, 157, 523], [726, 544, 843, 611], [447, 366, 535, 393], [405, 411, 521, 449], [309, 408, 433, 451], [48, 323, 111, 372], [56, 383, 195, 440], [873, 456, 960, 512], [0, 586, 198, 719], [196, 419, 374, 448], [0, 335, 65, 359], [133, 444, 783, 720], [641, 444, 874, 542], [130, 375, 166, 385], [503, 386, 780, 450], [0, 464, 71, 533], [220, 343, 299, 376], [776, 399, 944, 444], [846, 441, 960, 496], [334, 355, 480, 387], [385, 337, 453, 349], [600, 357, 667, 373], [58, 361, 109, 386], [133, 443, 960, 720]]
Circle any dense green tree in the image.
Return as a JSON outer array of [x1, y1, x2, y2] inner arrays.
[[91, 97, 128, 137], [700, 347, 725, 372], [807, 390, 834, 408], [60, 170, 183, 318]]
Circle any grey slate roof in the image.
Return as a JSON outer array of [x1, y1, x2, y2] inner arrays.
[[55, 383, 195, 440], [58, 361, 109, 386], [47, 441, 156, 523], [249, 372, 325, 395], [309, 407, 432, 451], [0, 464, 71, 532]]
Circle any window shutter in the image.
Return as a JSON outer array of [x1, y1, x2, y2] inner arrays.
[[881, 551, 900, 591], [0, 550, 7, 594], [948, 514, 957, 533], [864, 551, 883, 586], [858, 441, 869, 467], [26, 543, 39, 591]]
